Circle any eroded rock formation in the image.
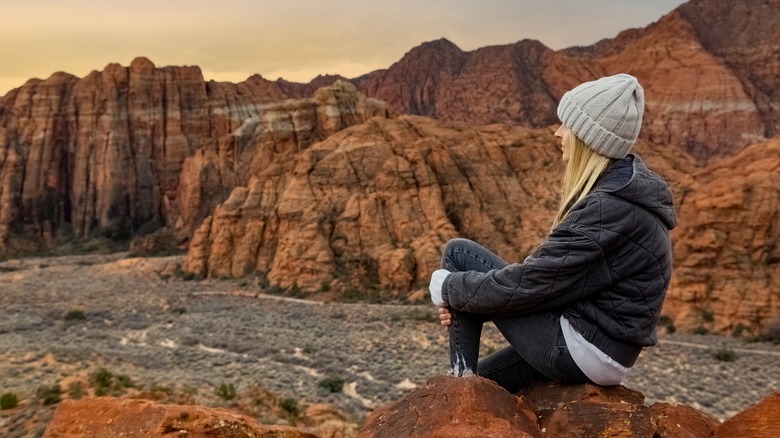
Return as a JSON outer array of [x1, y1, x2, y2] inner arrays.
[[666, 138, 780, 334], [184, 116, 565, 294], [0, 60, 388, 254]]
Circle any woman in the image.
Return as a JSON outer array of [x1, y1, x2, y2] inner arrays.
[[429, 73, 676, 392]]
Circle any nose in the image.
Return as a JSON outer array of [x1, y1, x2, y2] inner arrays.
[[554, 125, 565, 138]]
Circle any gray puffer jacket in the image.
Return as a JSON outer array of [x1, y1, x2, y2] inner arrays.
[[441, 154, 677, 364]]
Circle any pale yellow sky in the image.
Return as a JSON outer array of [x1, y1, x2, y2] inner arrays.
[[0, 0, 687, 96]]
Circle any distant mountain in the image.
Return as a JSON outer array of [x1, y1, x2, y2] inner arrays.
[[352, 0, 780, 164]]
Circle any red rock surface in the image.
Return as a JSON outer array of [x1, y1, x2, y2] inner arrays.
[[360, 377, 721, 438], [715, 390, 780, 438], [42, 397, 319, 438], [184, 116, 566, 293], [666, 138, 780, 334], [652, 402, 721, 438], [358, 375, 540, 438]]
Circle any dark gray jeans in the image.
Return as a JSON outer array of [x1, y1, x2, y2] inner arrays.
[[441, 238, 590, 393]]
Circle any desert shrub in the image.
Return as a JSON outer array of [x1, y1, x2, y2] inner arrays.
[[760, 319, 780, 344], [701, 310, 714, 323], [657, 315, 676, 334], [279, 396, 304, 425], [36, 385, 62, 405], [732, 323, 748, 338], [279, 397, 301, 417], [64, 310, 86, 321], [216, 382, 236, 401], [93, 368, 134, 396], [693, 326, 709, 335], [67, 382, 86, 399], [0, 392, 18, 410], [713, 348, 737, 362], [255, 271, 270, 289], [318, 376, 345, 393], [169, 307, 187, 315], [173, 265, 198, 281]]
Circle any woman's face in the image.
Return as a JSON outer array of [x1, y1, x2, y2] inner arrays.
[[554, 124, 571, 162]]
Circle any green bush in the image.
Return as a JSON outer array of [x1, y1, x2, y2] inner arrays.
[[279, 397, 301, 417], [36, 385, 62, 405], [318, 376, 345, 393], [216, 382, 236, 401], [0, 392, 18, 410], [67, 382, 86, 400], [93, 368, 134, 396], [693, 326, 709, 335]]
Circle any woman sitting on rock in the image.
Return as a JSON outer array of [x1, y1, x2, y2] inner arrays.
[[429, 73, 677, 392]]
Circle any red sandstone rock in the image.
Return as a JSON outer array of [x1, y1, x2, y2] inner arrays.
[[360, 378, 723, 438], [715, 390, 780, 438], [651, 402, 720, 438], [665, 138, 780, 334], [519, 382, 654, 437], [358, 376, 540, 438], [0, 63, 387, 254], [184, 116, 565, 292], [42, 397, 319, 438]]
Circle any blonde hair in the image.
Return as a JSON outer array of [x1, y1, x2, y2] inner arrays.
[[551, 134, 615, 229]]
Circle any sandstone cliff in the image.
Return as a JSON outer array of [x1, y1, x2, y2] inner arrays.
[[356, 0, 779, 164], [667, 138, 780, 334], [184, 116, 565, 293], [0, 60, 388, 255]]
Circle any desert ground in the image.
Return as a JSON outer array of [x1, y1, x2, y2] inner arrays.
[[1, 252, 779, 428]]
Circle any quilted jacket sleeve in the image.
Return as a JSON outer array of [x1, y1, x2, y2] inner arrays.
[[441, 223, 613, 315]]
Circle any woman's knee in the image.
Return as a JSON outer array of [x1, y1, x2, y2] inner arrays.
[[443, 238, 475, 254]]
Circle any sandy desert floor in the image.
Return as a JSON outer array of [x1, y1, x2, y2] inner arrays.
[[1, 252, 779, 427]]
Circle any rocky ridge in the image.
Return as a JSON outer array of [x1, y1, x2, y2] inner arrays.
[[356, 0, 779, 163]]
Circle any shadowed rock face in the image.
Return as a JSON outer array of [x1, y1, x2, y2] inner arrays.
[[356, 0, 779, 164]]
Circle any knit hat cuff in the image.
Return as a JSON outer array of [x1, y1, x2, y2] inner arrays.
[[557, 95, 635, 159]]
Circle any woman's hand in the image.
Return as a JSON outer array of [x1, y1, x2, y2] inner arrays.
[[438, 307, 452, 327]]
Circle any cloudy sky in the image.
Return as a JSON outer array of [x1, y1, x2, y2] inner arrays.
[[1, 0, 687, 96]]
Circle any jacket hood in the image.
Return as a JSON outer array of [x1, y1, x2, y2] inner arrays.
[[593, 154, 677, 230]]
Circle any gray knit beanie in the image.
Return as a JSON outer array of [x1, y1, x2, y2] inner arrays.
[[556, 73, 644, 159]]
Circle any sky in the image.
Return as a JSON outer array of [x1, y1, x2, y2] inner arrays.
[[0, 0, 688, 96]]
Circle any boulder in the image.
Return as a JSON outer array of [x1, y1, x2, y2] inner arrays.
[[42, 397, 319, 438], [360, 377, 722, 438]]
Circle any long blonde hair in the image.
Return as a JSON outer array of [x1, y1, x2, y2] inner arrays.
[[551, 134, 614, 229]]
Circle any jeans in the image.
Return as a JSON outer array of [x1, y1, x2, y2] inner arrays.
[[441, 238, 590, 393]]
